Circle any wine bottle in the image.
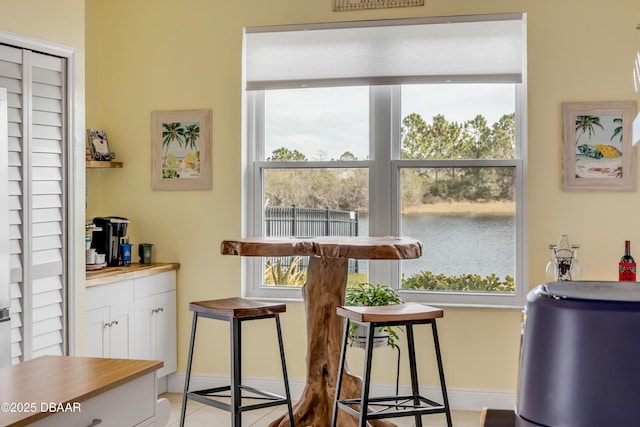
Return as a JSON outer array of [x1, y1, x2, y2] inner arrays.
[[619, 240, 636, 281]]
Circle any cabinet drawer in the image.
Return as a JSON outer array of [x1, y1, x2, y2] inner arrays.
[[134, 271, 176, 298], [30, 373, 156, 427], [86, 280, 134, 310]]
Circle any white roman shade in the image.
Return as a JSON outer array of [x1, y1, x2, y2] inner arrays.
[[244, 13, 525, 90]]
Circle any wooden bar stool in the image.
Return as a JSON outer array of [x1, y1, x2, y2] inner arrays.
[[331, 302, 452, 427], [179, 297, 295, 427]]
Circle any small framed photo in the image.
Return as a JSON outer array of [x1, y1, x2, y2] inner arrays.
[[562, 101, 637, 191], [87, 129, 114, 161], [151, 109, 212, 191]]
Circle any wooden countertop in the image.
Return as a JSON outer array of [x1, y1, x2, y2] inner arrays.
[[85, 262, 180, 287], [0, 356, 163, 427]]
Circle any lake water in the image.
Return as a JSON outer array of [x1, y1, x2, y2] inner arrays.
[[358, 214, 515, 280]]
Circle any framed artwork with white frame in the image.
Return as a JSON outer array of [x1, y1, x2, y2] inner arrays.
[[151, 109, 212, 191], [562, 101, 637, 191]]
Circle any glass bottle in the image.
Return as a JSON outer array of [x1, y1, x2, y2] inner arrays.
[[619, 240, 636, 281]]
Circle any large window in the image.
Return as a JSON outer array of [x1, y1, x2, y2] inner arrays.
[[243, 14, 527, 306]]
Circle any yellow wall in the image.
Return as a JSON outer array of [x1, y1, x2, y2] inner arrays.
[[84, 0, 640, 396], [0, 0, 87, 352]]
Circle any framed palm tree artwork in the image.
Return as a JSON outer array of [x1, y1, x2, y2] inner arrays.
[[562, 101, 637, 191], [151, 109, 212, 190]]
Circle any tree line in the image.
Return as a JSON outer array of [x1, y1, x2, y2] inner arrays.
[[265, 112, 516, 212]]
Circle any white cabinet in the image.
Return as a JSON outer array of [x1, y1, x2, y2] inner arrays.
[[86, 280, 134, 359], [133, 271, 177, 378], [85, 269, 177, 380], [29, 369, 157, 427], [1, 356, 162, 427]]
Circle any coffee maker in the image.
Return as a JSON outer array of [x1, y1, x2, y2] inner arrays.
[[91, 217, 130, 266]]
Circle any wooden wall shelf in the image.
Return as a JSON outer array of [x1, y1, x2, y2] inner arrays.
[[86, 160, 123, 168]]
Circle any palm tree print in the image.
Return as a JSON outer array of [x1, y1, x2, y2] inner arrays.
[[183, 122, 200, 151], [575, 115, 604, 142], [162, 122, 186, 162], [161, 120, 202, 178], [610, 117, 623, 142]]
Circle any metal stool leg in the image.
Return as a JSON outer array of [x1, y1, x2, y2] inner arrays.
[[179, 312, 199, 427], [331, 318, 351, 427], [358, 323, 376, 427], [395, 343, 401, 398], [275, 314, 295, 427], [406, 324, 423, 427], [431, 320, 453, 427], [231, 317, 242, 427]]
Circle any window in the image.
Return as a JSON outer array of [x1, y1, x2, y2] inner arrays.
[[244, 14, 527, 307]]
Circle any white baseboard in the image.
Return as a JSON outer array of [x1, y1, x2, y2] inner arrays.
[[166, 372, 515, 411]]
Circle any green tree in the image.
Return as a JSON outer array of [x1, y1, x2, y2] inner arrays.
[[575, 115, 603, 142], [183, 122, 200, 151], [460, 115, 492, 159], [490, 113, 516, 158], [162, 122, 186, 163], [339, 151, 357, 161], [399, 112, 516, 204], [610, 117, 623, 142], [268, 147, 308, 161], [401, 113, 464, 161]]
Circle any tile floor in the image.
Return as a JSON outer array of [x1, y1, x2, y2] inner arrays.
[[163, 392, 482, 427]]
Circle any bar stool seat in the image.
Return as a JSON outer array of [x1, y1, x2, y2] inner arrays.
[[180, 297, 295, 427], [332, 302, 452, 427]]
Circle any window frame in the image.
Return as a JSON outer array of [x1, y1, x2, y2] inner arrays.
[[242, 17, 528, 308]]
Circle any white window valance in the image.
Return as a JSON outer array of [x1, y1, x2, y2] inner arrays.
[[244, 13, 525, 90]]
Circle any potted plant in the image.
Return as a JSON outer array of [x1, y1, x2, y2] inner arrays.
[[344, 283, 404, 348]]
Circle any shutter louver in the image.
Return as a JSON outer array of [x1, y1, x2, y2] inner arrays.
[[1, 44, 67, 363], [29, 52, 65, 359]]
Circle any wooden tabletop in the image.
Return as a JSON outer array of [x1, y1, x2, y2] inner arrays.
[[220, 236, 422, 260], [0, 356, 162, 426]]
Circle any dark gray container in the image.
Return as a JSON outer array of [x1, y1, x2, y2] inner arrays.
[[516, 281, 640, 427]]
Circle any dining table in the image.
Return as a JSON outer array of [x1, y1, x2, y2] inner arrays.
[[220, 236, 423, 427]]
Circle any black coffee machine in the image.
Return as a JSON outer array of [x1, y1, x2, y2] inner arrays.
[[91, 217, 130, 266]]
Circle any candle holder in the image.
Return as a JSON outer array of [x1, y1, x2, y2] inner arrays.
[[546, 235, 580, 281]]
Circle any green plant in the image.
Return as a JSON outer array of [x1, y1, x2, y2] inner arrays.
[[345, 283, 403, 348], [401, 271, 515, 293], [264, 256, 307, 286]]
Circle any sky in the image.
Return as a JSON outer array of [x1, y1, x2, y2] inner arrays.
[[264, 83, 515, 160]]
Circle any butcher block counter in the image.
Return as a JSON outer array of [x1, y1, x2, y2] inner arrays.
[[86, 262, 180, 287], [0, 356, 162, 426]]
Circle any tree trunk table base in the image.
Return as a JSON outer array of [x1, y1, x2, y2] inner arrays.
[[220, 237, 422, 427], [268, 257, 396, 427]]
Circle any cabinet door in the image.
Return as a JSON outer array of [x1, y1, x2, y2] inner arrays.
[[133, 294, 155, 362], [133, 290, 177, 378], [155, 290, 176, 378], [86, 301, 132, 359], [86, 307, 109, 358], [108, 300, 133, 359]]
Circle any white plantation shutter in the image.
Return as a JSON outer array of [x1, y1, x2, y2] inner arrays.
[[0, 44, 67, 363]]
